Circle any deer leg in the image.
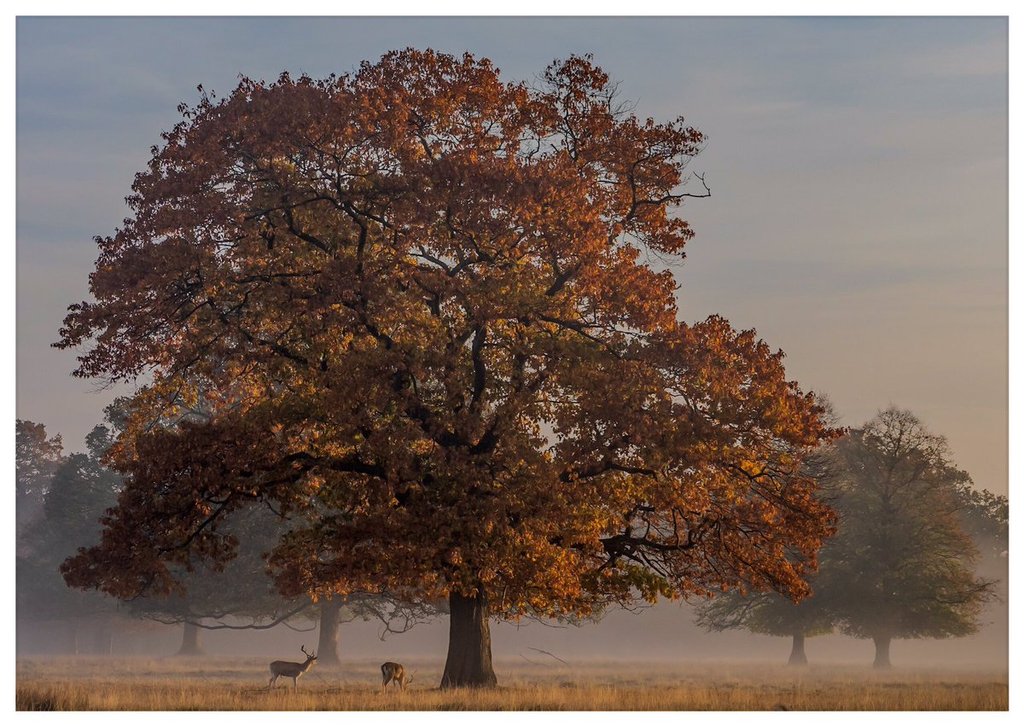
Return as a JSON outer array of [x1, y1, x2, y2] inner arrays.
[[269, 674, 277, 688]]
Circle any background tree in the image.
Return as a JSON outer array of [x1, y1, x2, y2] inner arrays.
[[15, 420, 64, 535], [17, 423, 122, 653], [950, 472, 1008, 647], [58, 49, 836, 687], [828, 408, 994, 668], [953, 484, 1008, 562], [696, 584, 835, 666]]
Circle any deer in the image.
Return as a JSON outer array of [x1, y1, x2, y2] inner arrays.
[[381, 661, 413, 693], [268, 645, 318, 690]]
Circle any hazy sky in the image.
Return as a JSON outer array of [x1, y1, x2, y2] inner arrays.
[[16, 17, 1007, 493]]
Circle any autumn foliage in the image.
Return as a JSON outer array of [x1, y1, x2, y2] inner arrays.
[[57, 50, 835, 685]]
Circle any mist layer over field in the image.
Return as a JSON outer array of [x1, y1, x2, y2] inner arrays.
[[17, 593, 1007, 669]]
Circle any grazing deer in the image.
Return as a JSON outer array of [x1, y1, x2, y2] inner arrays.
[[268, 645, 318, 690], [381, 662, 412, 693]]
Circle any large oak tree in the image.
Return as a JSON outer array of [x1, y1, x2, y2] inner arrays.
[[58, 49, 835, 687]]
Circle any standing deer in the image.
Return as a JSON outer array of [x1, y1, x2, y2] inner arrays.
[[381, 662, 412, 693], [268, 645, 318, 690]]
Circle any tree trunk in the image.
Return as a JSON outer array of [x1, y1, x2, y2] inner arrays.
[[440, 589, 498, 689], [176, 621, 205, 656], [872, 635, 892, 669], [787, 632, 808, 666], [317, 599, 342, 666]]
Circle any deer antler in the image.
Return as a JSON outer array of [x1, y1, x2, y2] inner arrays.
[[301, 645, 314, 658]]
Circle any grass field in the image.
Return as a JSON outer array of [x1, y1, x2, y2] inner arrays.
[[15, 656, 1008, 711]]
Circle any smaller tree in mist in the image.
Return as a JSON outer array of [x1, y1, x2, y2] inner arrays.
[[696, 578, 837, 666], [953, 483, 1008, 626], [828, 408, 994, 668]]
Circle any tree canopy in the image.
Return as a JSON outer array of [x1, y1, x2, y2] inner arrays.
[[57, 49, 836, 686]]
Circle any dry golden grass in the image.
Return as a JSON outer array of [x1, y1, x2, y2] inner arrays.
[[16, 656, 1007, 711]]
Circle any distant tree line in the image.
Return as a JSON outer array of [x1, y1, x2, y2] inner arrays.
[[697, 407, 1005, 668]]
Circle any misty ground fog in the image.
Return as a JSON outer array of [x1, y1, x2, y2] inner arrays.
[[17, 593, 1007, 669]]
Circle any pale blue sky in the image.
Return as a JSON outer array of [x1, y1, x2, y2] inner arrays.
[[16, 17, 1008, 492]]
